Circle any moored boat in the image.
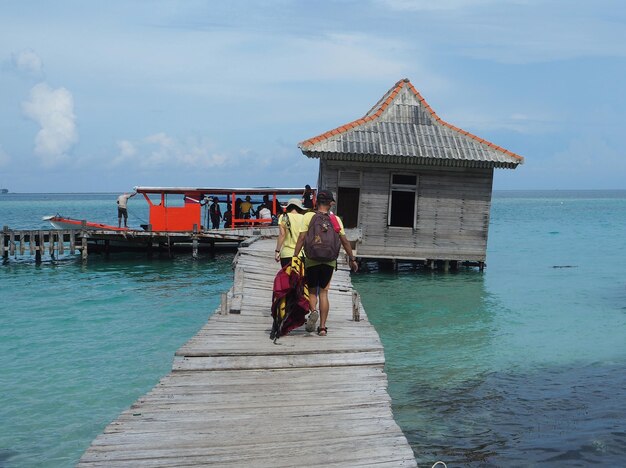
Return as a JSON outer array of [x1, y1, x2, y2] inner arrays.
[[42, 215, 129, 231]]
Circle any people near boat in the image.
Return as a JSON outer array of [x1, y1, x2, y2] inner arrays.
[[223, 204, 233, 228], [240, 196, 253, 220], [302, 184, 314, 209], [275, 198, 307, 268], [235, 198, 243, 219], [293, 190, 358, 336], [209, 197, 222, 230], [116, 189, 137, 228], [257, 194, 271, 216], [258, 205, 272, 223]]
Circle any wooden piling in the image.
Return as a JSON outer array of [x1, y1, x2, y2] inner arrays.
[[1, 227, 7, 261], [35, 231, 42, 263], [29, 231, 35, 256], [9, 232, 15, 256], [81, 234, 88, 262], [192, 224, 198, 259]]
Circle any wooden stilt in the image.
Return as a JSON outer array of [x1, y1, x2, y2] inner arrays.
[[9, 232, 15, 256], [49, 232, 55, 256], [444, 260, 449, 272], [69, 231, 75, 254], [58, 232, 65, 255], [192, 224, 198, 259], [1, 227, 7, 261], [81, 233, 88, 262], [35, 231, 42, 264], [29, 231, 35, 256]]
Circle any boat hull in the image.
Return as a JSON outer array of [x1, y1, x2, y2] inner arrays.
[[43, 216, 129, 231]]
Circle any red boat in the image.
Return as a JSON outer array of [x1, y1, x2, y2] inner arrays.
[[42, 215, 129, 231], [43, 187, 314, 232]]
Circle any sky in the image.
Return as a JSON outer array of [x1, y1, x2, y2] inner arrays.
[[1, 0, 625, 192]]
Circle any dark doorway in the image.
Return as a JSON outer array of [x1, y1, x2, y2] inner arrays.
[[337, 187, 360, 228]]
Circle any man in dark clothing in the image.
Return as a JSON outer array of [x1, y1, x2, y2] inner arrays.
[[209, 197, 221, 229], [302, 184, 314, 209]]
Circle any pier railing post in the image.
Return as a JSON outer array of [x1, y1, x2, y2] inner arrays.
[[220, 292, 228, 315], [352, 290, 361, 322]]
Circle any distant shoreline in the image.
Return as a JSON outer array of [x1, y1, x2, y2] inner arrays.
[[2, 189, 626, 195]]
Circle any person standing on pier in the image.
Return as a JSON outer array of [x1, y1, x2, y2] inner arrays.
[[209, 197, 222, 229], [117, 189, 137, 228], [275, 198, 307, 267], [302, 184, 314, 209], [293, 190, 358, 336]]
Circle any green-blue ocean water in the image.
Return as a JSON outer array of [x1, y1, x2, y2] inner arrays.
[[1, 191, 626, 467], [353, 190, 626, 466]]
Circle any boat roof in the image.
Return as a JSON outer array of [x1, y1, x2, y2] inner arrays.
[[135, 187, 308, 195]]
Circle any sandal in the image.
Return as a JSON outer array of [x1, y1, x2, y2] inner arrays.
[[317, 326, 328, 336], [305, 309, 319, 332]]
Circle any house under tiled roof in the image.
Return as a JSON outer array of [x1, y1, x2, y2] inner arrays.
[[299, 78, 524, 169]]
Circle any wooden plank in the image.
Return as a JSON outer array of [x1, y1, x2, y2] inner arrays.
[[78, 237, 416, 467]]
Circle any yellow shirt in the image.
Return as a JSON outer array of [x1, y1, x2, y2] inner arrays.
[[279, 212, 304, 258], [240, 201, 252, 214], [299, 211, 345, 267]]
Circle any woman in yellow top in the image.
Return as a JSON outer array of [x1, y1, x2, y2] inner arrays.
[[274, 198, 307, 267]]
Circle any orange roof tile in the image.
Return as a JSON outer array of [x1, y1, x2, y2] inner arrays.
[[298, 78, 524, 162]]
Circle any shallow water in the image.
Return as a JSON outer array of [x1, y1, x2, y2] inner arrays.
[[353, 190, 626, 466], [2, 191, 626, 466]]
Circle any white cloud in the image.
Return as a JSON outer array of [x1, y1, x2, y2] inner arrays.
[[0, 145, 10, 167], [113, 133, 227, 170], [444, 108, 560, 135], [22, 83, 78, 166], [11, 49, 43, 75]]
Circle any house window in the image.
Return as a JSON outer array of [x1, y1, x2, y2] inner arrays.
[[388, 174, 417, 228]]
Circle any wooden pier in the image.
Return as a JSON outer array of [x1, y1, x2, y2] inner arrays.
[[77, 238, 416, 467], [1, 226, 278, 262]]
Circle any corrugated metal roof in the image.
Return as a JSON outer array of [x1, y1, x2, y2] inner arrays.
[[299, 79, 524, 169]]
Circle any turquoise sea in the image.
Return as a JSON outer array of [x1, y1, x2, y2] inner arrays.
[[1, 191, 626, 467]]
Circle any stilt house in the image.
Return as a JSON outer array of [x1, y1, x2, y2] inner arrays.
[[298, 78, 523, 267]]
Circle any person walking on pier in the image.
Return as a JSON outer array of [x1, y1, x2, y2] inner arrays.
[[293, 190, 358, 336], [275, 198, 307, 268], [117, 189, 137, 228]]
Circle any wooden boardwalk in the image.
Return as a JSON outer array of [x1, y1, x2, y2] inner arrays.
[[78, 238, 417, 467]]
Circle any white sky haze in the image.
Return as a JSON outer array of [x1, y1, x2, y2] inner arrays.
[[1, 0, 625, 192]]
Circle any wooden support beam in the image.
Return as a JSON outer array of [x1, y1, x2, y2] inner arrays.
[[9, 232, 15, 256], [81, 234, 88, 262], [29, 231, 35, 256], [35, 231, 42, 263], [69, 231, 75, 254], [58, 232, 65, 255]]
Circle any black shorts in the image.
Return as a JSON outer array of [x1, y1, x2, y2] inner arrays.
[[280, 257, 291, 268], [118, 207, 128, 219], [305, 264, 334, 289]]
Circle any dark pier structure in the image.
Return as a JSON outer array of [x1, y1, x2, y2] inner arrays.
[[1, 225, 275, 263]]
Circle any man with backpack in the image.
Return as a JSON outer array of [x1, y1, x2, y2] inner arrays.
[[292, 190, 358, 336]]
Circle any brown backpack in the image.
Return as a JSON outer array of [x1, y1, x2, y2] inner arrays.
[[304, 212, 341, 262]]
